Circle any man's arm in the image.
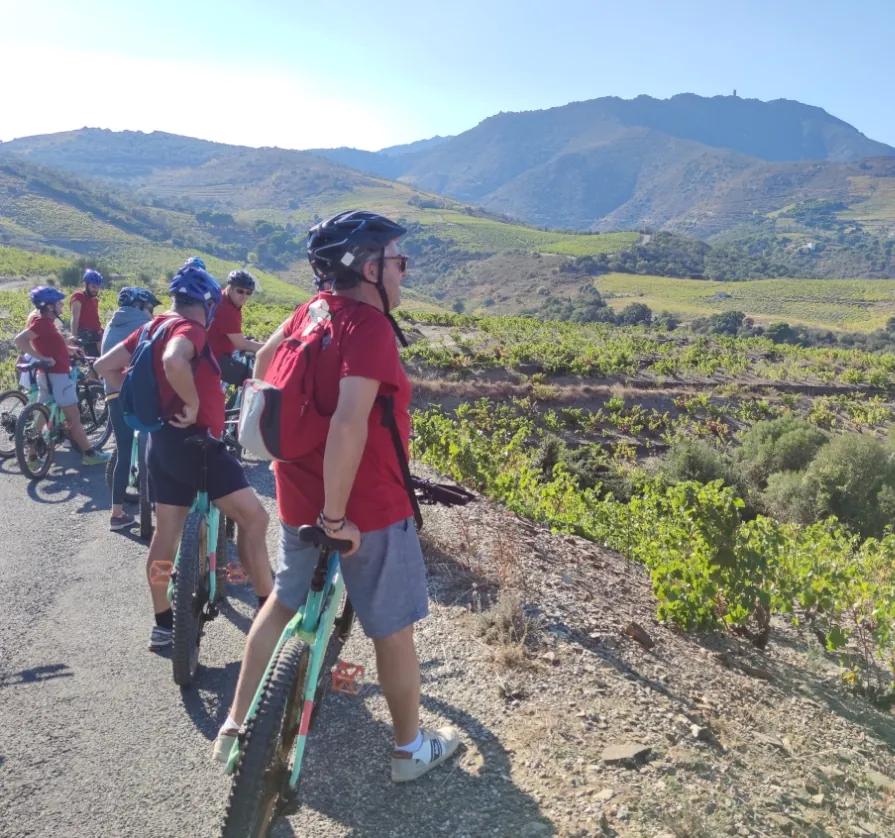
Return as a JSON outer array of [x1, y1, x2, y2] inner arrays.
[[253, 321, 289, 379], [322, 376, 381, 520], [94, 343, 133, 393], [70, 299, 81, 336], [227, 333, 264, 354], [13, 328, 52, 365]]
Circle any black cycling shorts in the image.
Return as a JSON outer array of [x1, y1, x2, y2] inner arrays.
[[147, 424, 248, 507]]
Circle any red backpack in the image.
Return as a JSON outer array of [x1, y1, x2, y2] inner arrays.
[[238, 297, 424, 528], [238, 299, 338, 462]]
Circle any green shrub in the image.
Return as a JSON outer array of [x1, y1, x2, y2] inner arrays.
[[801, 434, 895, 538], [737, 416, 828, 488], [661, 438, 739, 488], [760, 471, 815, 524]]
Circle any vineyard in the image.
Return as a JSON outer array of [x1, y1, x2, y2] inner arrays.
[[396, 310, 895, 699], [596, 272, 895, 331], [4, 292, 895, 700]]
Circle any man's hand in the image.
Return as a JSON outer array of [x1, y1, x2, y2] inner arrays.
[[333, 519, 361, 558], [169, 401, 199, 428]]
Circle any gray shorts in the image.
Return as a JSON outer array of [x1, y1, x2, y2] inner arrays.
[[273, 517, 428, 640], [38, 372, 78, 407]]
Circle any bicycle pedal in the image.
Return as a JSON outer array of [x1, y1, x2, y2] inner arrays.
[[226, 561, 248, 584], [204, 603, 219, 621], [331, 660, 365, 695], [149, 561, 174, 588]]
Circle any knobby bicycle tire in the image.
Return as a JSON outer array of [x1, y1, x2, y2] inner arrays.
[[79, 382, 111, 449], [15, 403, 54, 480], [215, 510, 229, 603], [172, 512, 207, 688], [138, 434, 152, 540], [0, 389, 28, 458], [221, 635, 309, 838]]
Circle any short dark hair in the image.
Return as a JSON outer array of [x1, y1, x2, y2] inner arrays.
[[173, 292, 203, 310]]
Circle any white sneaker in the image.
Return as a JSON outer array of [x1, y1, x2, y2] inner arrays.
[[391, 726, 461, 783]]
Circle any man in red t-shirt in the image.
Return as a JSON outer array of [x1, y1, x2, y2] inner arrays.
[[14, 285, 111, 466], [206, 270, 264, 386], [70, 269, 105, 356], [215, 211, 459, 783], [96, 267, 274, 651]]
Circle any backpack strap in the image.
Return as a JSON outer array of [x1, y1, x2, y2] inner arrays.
[[378, 395, 424, 530]]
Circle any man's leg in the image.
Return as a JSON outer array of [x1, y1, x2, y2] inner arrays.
[[146, 502, 190, 648], [213, 487, 273, 600], [213, 520, 313, 762], [374, 625, 421, 746]]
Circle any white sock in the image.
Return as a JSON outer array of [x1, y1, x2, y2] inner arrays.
[[396, 729, 424, 754], [221, 714, 241, 734]]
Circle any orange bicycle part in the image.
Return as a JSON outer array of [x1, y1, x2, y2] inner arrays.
[[149, 561, 174, 588], [226, 561, 248, 584], [331, 660, 365, 695]]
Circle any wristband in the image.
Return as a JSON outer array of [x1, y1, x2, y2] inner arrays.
[[319, 511, 346, 525]]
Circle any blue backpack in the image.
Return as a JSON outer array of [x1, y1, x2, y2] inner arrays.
[[120, 319, 178, 432]]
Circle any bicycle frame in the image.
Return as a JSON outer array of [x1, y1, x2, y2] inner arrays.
[[167, 490, 221, 604], [126, 430, 142, 489], [225, 547, 346, 788]]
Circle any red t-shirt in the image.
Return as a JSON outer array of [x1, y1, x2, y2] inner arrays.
[[207, 294, 242, 359], [122, 314, 225, 437], [274, 293, 413, 533], [71, 290, 102, 332], [30, 315, 72, 374]]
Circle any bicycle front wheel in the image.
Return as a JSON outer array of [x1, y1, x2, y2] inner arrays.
[[0, 390, 27, 458], [172, 512, 209, 687], [221, 635, 309, 838], [15, 403, 55, 480], [79, 382, 111, 449]]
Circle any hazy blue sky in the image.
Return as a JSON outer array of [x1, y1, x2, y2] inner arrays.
[[3, 0, 893, 150]]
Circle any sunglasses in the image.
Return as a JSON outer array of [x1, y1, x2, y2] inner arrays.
[[383, 255, 409, 273], [233, 288, 253, 297]]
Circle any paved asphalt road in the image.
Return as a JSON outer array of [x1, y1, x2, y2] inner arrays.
[[0, 448, 550, 838]]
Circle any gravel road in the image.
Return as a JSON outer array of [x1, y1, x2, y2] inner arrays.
[[0, 450, 554, 838]]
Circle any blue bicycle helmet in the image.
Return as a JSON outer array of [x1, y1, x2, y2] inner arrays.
[[169, 266, 222, 322], [30, 285, 67, 310], [117, 286, 140, 307], [83, 268, 104, 287], [184, 256, 207, 270]]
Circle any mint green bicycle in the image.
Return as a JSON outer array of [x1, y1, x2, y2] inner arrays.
[[220, 524, 357, 838], [153, 435, 233, 687], [105, 429, 152, 539]]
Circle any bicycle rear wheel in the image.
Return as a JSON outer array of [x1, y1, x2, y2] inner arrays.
[[0, 390, 27, 458], [137, 434, 152, 540], [221, 635, 309, 838], [215, 510, 229, 603], [79, 382, 111, 449], [172, 512, 209, 687], [15, 403, 55, 480], [310, 593, 355, 729]]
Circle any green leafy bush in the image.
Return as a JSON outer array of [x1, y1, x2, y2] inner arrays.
[[737, 416, 828, 488], [801, 434, 895, 538]]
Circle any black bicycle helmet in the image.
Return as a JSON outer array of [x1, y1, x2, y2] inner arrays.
[[307, 210, 406, 289], [227, 269, 257, 291]]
